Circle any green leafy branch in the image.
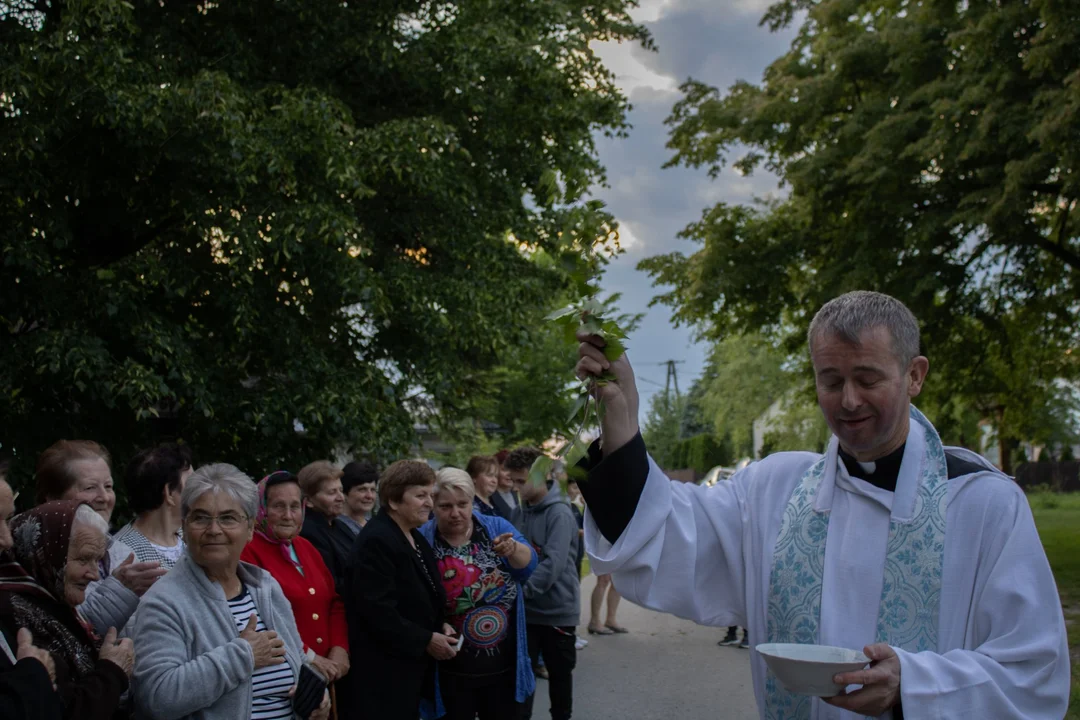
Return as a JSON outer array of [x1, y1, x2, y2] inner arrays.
[[527, 297, 629, 487]]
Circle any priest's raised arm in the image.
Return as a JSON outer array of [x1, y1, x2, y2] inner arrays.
[[572, 332, 759, 629], [578, 430, 760, 629]]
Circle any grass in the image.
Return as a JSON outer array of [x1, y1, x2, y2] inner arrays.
[[1029, 490, 1080, 719]]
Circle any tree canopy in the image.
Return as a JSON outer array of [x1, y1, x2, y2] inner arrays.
[[642, 0, 1079, 470], [0, 0, 651, 489]]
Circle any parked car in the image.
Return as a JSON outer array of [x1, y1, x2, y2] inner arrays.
[[698, 465, 735, 488]]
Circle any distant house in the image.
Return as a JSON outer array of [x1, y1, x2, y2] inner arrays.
[[410, 420, 509, 468], [752, 397, 789, 459]]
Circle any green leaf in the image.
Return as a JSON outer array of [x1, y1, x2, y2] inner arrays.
[[562, 434, 591, 470], [599, 318, 627, 340], [602, 334, 625, 362], [545, 304, 579, 322], [580, 297, 604, 316], [567, 390, 589, 425], [528, 455, 554, 488], [581, 316, 602, 336]]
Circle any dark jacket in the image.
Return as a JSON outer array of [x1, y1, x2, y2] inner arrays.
[[0, 594, 127, 720], [0, 634, 64, 720], [300, 508, 355, 594], [342, 509, 446, 720], [490, 489, 523, 529]]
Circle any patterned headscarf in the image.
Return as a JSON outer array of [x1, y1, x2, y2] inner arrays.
[[254, 471, 305, 572], [0, 500, 101, 675], [1, 500, 82, 603]]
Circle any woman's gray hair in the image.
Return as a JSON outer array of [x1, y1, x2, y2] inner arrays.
[[434, 467, 475, 500], [71, 503, 109, 538], [807, 291, 921, 367], [181, 463, 258, 520]]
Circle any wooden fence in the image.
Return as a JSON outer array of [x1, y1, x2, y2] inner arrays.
[[1013, 461, 1080, 493]]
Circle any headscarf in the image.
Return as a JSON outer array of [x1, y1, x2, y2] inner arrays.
[[254, 471, 305, 573], [0, 500, 100, 675]]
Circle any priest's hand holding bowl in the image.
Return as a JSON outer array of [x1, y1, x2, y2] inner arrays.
[[823, 643, 900, 716], [575, 329, 639, 453]]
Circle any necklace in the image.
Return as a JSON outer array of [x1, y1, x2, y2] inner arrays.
[[414, 543, 438, 595]]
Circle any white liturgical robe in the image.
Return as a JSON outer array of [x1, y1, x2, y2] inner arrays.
[[584, 418, 1070, 719]]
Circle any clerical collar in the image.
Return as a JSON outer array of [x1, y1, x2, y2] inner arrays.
[[838, 443, 906, 493]]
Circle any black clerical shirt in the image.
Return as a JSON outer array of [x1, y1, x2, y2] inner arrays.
[[838, 443, 906, 492]]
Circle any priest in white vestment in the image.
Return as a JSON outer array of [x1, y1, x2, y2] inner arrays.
[[573, 291, 1070, 720]]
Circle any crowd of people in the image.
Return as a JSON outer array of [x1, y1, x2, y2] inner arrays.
[[0, 438, 596, 720], [6, 289, 1062, 720]]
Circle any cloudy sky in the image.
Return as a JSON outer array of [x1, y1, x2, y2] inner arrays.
[[589, 0, 797, 419]]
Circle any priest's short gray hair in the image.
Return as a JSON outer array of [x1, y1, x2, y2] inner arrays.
[[808, 291, 921, 366], [181, 463, 258, 520], [434, 467, 475, 500]]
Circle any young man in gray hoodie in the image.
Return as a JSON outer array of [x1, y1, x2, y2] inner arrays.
[[505, 447, 581, 720]]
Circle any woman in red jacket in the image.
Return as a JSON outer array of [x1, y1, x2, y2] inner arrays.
[[241, 471, 349, 683]]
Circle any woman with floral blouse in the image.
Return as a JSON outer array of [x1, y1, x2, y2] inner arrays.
[[420, 468, 537, 720]]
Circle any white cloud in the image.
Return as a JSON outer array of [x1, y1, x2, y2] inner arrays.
[[672, 0, 778, 17], [634, 0, 679, 23], [612, 218, 648, 254], [591, 38, 679, 96], [613, 166, 663, 200]]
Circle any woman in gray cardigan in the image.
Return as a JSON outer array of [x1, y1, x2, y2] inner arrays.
[[132, 464, 329, 720]]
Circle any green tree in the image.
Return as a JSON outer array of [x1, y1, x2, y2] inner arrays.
[[697, 332, 793, 458], [426, 292, 642, 456], [0, 0, 651, 490], [641, 392, 689, 469], [642, 391, 735, 472], [758, 392, 832, 456], [642, 0, 1079, 472], [678, 432, 733, 475]]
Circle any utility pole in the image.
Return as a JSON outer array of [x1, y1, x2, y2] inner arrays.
[[663, 360, 684, 404]]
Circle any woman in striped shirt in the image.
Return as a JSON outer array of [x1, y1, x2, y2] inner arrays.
[[132, 464, 330, 720]]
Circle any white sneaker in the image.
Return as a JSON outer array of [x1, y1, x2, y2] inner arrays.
[[575, 636, 588, 650]]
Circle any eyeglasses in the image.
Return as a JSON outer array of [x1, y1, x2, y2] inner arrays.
[[187, 512, 248, 529]]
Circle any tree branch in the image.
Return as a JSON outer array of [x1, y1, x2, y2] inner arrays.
[[1055, 197, 1074, 250], [1024, 228, 1080, 272], [80, 213, 183, 268], [962, 237, 997, 269]]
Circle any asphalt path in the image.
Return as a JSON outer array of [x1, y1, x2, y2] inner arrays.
[[530, 574, 759, 719]]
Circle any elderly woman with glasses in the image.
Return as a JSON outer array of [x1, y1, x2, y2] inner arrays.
[[132, 464, 329, 720], [241, 472, 349, 684], [421, 467, 537, 720]]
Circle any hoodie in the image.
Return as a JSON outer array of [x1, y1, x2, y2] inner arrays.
[[519, 484, 581, 627]]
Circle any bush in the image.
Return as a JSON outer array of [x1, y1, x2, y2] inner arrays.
[[1026, 485, 1061, 510], [665, 433, 734, 475]]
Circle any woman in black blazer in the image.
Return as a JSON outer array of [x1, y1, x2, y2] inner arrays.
[[342, 461, 459, 720]]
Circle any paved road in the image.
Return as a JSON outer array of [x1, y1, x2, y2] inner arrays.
[[531, 575, 759, 720]]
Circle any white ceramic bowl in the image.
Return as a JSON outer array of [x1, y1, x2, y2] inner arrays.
[[755, 643, 869, 697]]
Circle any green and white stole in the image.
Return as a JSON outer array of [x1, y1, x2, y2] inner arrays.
[[763, 407, 948, 719]]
